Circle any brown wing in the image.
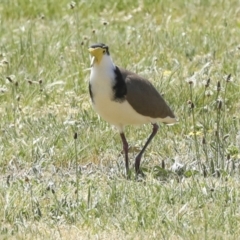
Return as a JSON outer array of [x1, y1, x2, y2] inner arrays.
[[119, 68, 175, 120]]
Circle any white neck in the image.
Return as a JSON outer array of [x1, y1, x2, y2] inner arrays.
[[92, 54, 115, 71], [90, 54, 117, 91]]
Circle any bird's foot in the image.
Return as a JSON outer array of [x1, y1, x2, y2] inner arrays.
[[135, 169, 146, 181], [126, 168, 132, 180]]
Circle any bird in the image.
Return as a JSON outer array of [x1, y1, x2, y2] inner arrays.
[[88, 43, 176, 176]]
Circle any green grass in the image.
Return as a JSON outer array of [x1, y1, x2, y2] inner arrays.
[[1, 0, 240, 239]]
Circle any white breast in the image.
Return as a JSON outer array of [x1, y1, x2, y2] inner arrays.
[[89, 55, 176, 131], [90, 55, 152, 132]]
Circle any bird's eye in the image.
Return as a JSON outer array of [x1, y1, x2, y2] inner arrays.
[[103, 50, 106, 54]]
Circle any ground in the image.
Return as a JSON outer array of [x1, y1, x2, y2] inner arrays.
[[1, 0, 240, 239]]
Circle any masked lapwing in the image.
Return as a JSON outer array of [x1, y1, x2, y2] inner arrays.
[[88, 43, 176, 176]]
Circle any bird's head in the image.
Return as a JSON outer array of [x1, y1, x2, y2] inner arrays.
[[88, 43, 110, 66]]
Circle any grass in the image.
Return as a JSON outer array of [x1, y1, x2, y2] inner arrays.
[[1, 0, 240, 239]]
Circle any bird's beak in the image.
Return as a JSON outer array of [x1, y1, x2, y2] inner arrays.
[[88, 47, 103, 65], [88, 47, 96, 55]]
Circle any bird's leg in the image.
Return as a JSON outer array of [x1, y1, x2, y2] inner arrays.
[[120, 132, 130, 176], [135, 123, 159, 174]]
